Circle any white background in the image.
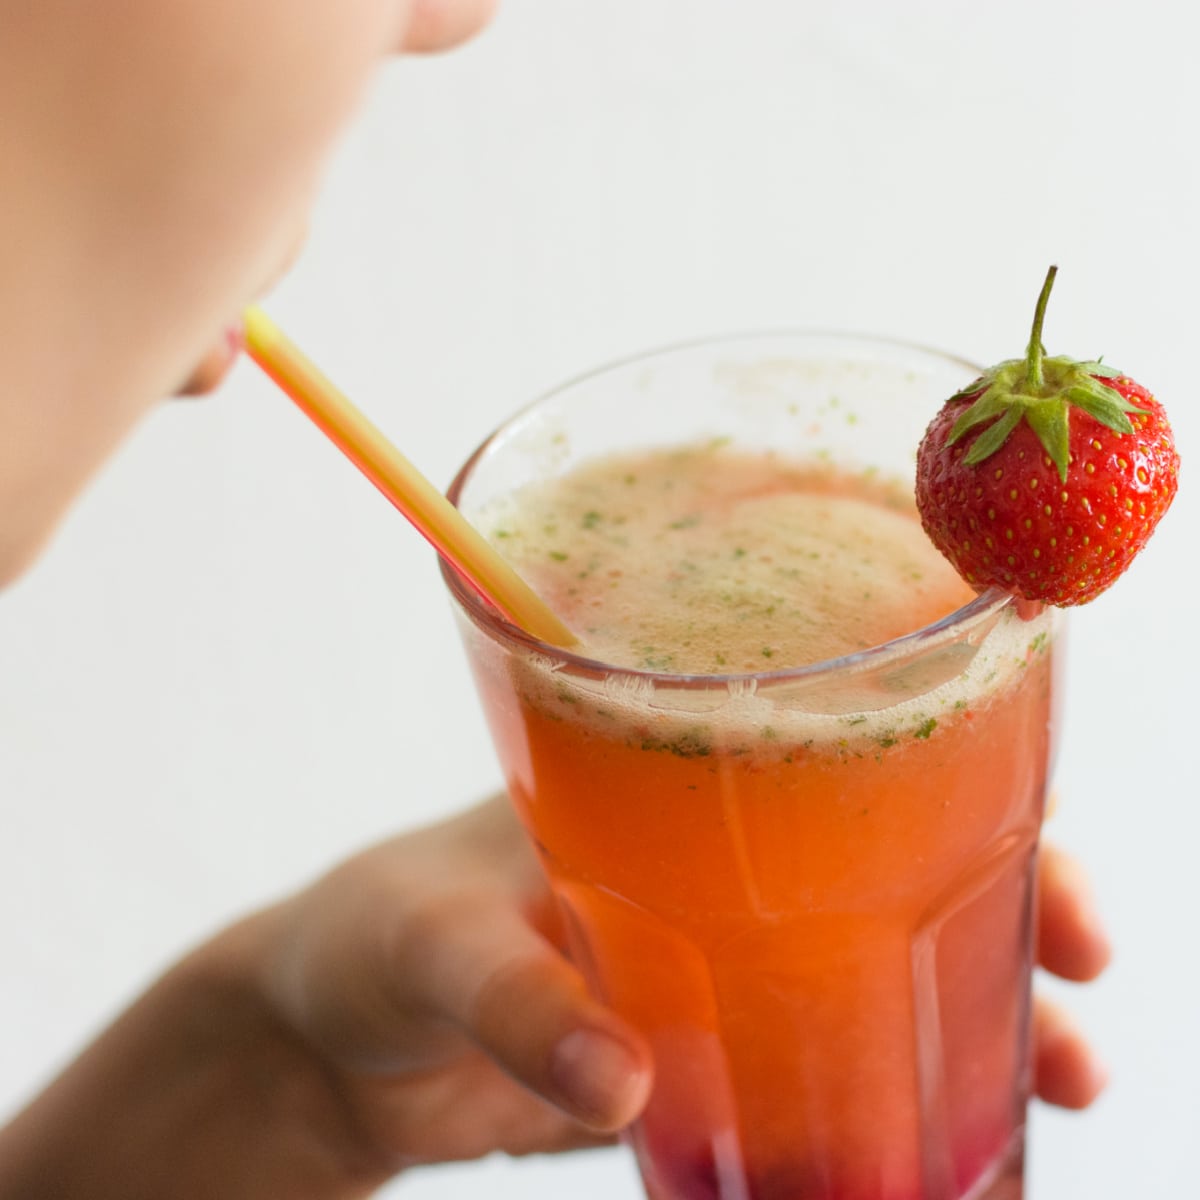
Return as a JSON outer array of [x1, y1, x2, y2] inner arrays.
[[1, 2, 1196, 1196]]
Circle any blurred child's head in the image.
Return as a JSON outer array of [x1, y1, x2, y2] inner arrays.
[[0, 0, 495, 587]]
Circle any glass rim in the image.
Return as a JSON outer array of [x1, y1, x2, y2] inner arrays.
[[441, 328, 1013, 690]]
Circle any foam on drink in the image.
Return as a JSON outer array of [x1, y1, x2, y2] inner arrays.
[[475, 442, 1054, 754]]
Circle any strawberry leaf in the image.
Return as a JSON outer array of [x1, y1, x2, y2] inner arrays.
[[1078, 360, 1123, 379], [947, 389, 1015, 445], [962, 406, 1023, 465], [1065, 384, 1141, 435], [1025, 399, 1071, 481], [949, 376, 988, 403]]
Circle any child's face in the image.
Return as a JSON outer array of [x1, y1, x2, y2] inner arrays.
[[0, 0, 495, 588], [135, 0, 501, 399]]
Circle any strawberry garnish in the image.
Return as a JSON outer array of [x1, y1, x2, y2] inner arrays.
[[915, 266, 1179, 606]]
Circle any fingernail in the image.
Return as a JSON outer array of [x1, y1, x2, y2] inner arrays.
[[550, 1029, 646, 1127]]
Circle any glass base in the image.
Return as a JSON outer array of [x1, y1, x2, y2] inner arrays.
[[962, 1130, 1024, 1200], [639, 1127, 1024, 1200]]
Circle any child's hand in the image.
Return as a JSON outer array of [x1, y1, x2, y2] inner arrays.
[[0, 796, 1109, 1199], [242, 795, 1112, 1169], [249, 796, 654, 1168]]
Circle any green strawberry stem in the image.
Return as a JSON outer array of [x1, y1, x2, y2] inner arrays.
[[945, 266, 1144, 483], [1024, 265, 1057, 391]]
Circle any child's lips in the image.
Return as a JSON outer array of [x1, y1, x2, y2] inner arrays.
[[173, 217, 304, 398], [174, 321, 244, 397]]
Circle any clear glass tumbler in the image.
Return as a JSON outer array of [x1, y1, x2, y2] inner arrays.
[[443, 333, 1060, 1200]]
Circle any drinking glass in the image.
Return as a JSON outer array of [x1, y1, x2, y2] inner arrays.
[[443, 333, 1059, 1200]]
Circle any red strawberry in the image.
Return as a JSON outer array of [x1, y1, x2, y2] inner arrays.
[[916, 266, 1179, 606]]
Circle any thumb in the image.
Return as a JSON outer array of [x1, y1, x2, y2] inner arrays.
[[402, 899, 653, 1133]]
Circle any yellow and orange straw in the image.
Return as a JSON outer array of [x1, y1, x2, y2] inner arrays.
[[241, 306, 576, 648]]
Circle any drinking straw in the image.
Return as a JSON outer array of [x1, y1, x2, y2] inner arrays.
[[241, 306, 577, 647]]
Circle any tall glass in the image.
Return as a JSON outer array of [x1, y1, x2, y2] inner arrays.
[[443, 334, 1059, 1200]]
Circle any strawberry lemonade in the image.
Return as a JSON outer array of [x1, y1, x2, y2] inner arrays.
[[444, 336, 1060, 1200]]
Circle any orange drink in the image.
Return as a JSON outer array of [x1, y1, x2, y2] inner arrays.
[[444, 335, 1060, 1200]]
